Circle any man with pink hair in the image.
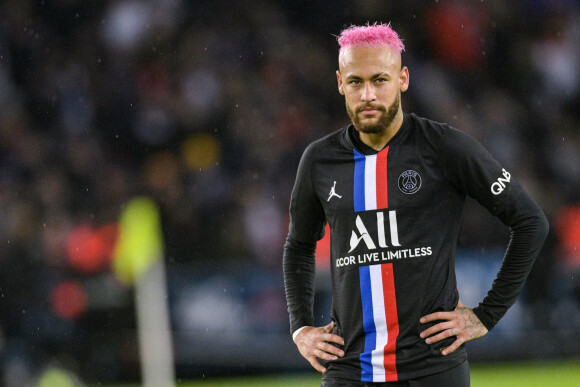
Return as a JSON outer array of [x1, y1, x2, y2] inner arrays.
[[283, 23, 548, 386]]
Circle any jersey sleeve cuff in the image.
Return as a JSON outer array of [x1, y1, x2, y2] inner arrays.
[[472, 306, 497, 331], [292, 326, 308, 341]]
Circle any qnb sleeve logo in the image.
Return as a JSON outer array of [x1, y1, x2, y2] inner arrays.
[[491, 168, 511, 195]]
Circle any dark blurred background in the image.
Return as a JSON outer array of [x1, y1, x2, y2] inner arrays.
[[0, 0, 579, 385]]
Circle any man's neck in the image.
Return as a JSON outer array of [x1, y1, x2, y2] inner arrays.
[[357, 111, 404, 151]]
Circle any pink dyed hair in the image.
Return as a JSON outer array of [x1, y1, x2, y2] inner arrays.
[[337, 23, 405, 63]]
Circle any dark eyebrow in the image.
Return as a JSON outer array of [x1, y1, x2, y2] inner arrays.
[[345, 73, 390, 80], [372, 73, 390, 79]]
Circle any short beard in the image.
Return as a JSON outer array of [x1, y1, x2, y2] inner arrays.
[[346, 92, 400, 134]]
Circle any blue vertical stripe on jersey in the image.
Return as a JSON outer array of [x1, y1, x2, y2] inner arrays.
[[353, 150, 366, 212]]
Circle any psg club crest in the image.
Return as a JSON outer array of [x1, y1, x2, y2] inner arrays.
[[398, 170, 421, 194]]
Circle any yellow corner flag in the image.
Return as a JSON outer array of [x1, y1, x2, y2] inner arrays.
[[113, 196, 164, 285], [113, 196, 176, 386]]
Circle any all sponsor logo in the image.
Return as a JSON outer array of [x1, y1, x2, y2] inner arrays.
[[349, 211, 401, 253], [337, 210, 433, 268]]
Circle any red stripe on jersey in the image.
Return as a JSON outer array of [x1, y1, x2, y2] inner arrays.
[[382, 263, 399, 381], [376, 147, 389, 209]]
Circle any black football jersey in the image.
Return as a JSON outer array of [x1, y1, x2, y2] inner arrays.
[[284, 113, 548, 382]]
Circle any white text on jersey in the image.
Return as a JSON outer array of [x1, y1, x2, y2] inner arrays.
[[349, 211, 401, 253], [491, 168, 511, 195]]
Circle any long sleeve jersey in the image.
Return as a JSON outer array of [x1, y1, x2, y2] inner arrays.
[[283, 113, 549, 382]]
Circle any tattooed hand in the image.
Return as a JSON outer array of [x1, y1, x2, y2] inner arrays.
[[294, 321, 345, 373], [419, 300, 488, 356]]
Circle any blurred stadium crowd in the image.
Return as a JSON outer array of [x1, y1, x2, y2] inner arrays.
[[0, 0, 579, 385]]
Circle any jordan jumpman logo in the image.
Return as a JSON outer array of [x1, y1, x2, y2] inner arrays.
[[327, 181, 342, 202]]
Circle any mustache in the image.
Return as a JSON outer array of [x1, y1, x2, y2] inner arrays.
[[356, 104, 386, 113]]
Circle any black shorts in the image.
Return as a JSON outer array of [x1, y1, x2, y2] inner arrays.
[[321, 359, 470, 387]]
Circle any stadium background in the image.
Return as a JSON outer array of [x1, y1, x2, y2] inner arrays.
[[0, 0, 579, 385]]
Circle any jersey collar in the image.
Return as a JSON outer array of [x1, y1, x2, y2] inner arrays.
[[342, 113, 412, 155]]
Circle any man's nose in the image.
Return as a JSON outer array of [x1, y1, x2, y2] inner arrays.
[[361, 82, 376, 102]]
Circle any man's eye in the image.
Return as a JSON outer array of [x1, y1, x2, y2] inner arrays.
[[349, 80, 361, 85], [375, 78, 387, 83]]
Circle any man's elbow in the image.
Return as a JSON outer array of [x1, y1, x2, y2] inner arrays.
[[537, 210, 549, 242]]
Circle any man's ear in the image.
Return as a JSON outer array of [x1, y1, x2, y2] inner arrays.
[[399, 66, 409, 92], [336, 70, 345, 95]]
